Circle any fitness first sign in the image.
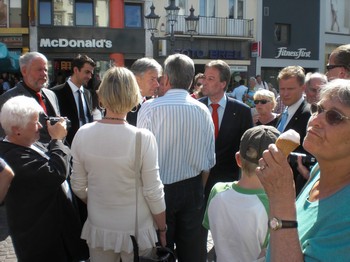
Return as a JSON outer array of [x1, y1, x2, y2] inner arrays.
[[275, 47, 311, 59], [37, 27, 145, 54]]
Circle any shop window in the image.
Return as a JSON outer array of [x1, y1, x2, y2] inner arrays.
[[274, 23, 290, 45], [125, 3, 142, 28]]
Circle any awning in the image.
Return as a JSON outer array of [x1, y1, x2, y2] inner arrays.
[[0, 42, 20, 73]]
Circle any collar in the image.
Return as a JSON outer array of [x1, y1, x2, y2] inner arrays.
[[287, 96, 304, 116], [208, 95, 227, 109], [68, 78, 84, 94], [21, 81, 41, 96]]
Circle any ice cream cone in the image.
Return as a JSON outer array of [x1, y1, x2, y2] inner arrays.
[[276, 138, 299, 156]]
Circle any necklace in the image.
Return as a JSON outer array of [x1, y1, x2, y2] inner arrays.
[[103, 117, 128, 123]]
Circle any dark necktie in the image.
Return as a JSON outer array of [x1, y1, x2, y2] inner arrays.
[[211, 103, 220, 139], [77, 89, 86, 125], [36, 92, 47, 114]]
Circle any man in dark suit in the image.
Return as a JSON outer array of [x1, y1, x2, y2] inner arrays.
[[199, 60, 253, 260], [275, 65, 311, 194], [127, 57, 162, 126], [0, 52, 60, 144], [51, 54, 95, 146]]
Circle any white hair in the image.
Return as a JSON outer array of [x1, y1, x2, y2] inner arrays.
[[0, 96, 43, 135]]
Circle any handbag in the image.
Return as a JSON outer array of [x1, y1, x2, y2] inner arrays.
[[131, 131, 175, 262]]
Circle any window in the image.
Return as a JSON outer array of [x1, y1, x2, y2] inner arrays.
[[40, 0, 106, 27], [176, 0, 186, 16], [9, 0, 21, 27], [200, 0, 215, 17], [39, 1, 52, 25], [274, 23, 290, 45], [75, 0, 93, 26], [229, 0, 244, 19], [125, 3, 142, 28]]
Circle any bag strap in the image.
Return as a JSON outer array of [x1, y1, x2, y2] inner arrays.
[[132, 130, 142, 262], [134, 130, 142, 241]]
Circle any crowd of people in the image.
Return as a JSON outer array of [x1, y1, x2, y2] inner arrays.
[[0, 43, 349, 262]]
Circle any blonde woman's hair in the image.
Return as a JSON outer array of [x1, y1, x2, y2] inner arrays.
[[97, 67, 141, 114], [253, 89, 277, 110]]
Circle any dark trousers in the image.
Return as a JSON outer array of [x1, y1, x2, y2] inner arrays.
[[164, 175, 206, 262]]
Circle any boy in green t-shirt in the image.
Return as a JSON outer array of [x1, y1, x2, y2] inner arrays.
[[203, 125, 280, 262]]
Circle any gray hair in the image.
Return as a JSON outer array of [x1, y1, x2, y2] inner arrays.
[[305, 72, 327, 88], [164, 54, 195, 90], [319, 79, 350, 107], [249, 77, 257, 83], [0, 96, 43, 135], [19, 52, 48, 71], [130, 57, 162, 77]]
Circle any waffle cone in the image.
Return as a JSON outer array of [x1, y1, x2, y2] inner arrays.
[[275, 138, 299, 156]]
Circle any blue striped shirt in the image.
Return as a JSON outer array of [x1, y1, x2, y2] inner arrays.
[[137, 89, 216, 184]]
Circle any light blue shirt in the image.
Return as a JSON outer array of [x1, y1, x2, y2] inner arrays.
[[137, 89, 216, 184], [232, 85, 248, 102]]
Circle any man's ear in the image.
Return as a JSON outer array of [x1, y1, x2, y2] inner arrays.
[[235, 152, 242, 168]]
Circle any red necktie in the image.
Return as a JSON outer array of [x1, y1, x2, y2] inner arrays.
[[211, 103, 219, 139], [36, 92, 47, 114]]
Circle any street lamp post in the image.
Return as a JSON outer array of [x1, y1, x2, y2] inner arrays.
[[145, 1, 199, 55]]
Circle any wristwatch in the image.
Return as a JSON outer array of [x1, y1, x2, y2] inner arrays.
[[268, 217, 298, 231]]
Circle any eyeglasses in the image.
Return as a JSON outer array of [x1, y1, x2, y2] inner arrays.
[[326, 64, 346, 71], [310, 103, 350, 125], [254, 99, 270, 105]]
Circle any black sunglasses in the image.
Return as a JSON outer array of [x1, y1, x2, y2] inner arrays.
[[254, 99, 270, 105], [326, 64, 346, 71], [310, 103, 350, 125]]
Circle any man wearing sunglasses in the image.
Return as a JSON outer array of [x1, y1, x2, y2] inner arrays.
[[326, 44, 350, 80], [276, 65, 312, 195]]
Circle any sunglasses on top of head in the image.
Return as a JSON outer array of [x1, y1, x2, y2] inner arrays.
[[310, 103, 350, 125], [254, 99, 270, 105]]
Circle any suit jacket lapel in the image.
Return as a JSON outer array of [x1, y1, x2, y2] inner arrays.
[[284, 101, 305, 131]]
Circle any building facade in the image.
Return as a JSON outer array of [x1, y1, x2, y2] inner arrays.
[[255, 0, 350, 89], [1, 0, 348, 87]]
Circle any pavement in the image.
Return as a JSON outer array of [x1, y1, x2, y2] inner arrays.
[[0, 204, 216, 262], [0, 205, 16, 262]]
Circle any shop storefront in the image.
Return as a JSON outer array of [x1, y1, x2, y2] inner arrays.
[[37, 26, 145, 82]]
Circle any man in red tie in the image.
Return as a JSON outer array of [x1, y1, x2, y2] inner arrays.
[[199, 60, 253, 260], [0, 52, 60, 144]]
